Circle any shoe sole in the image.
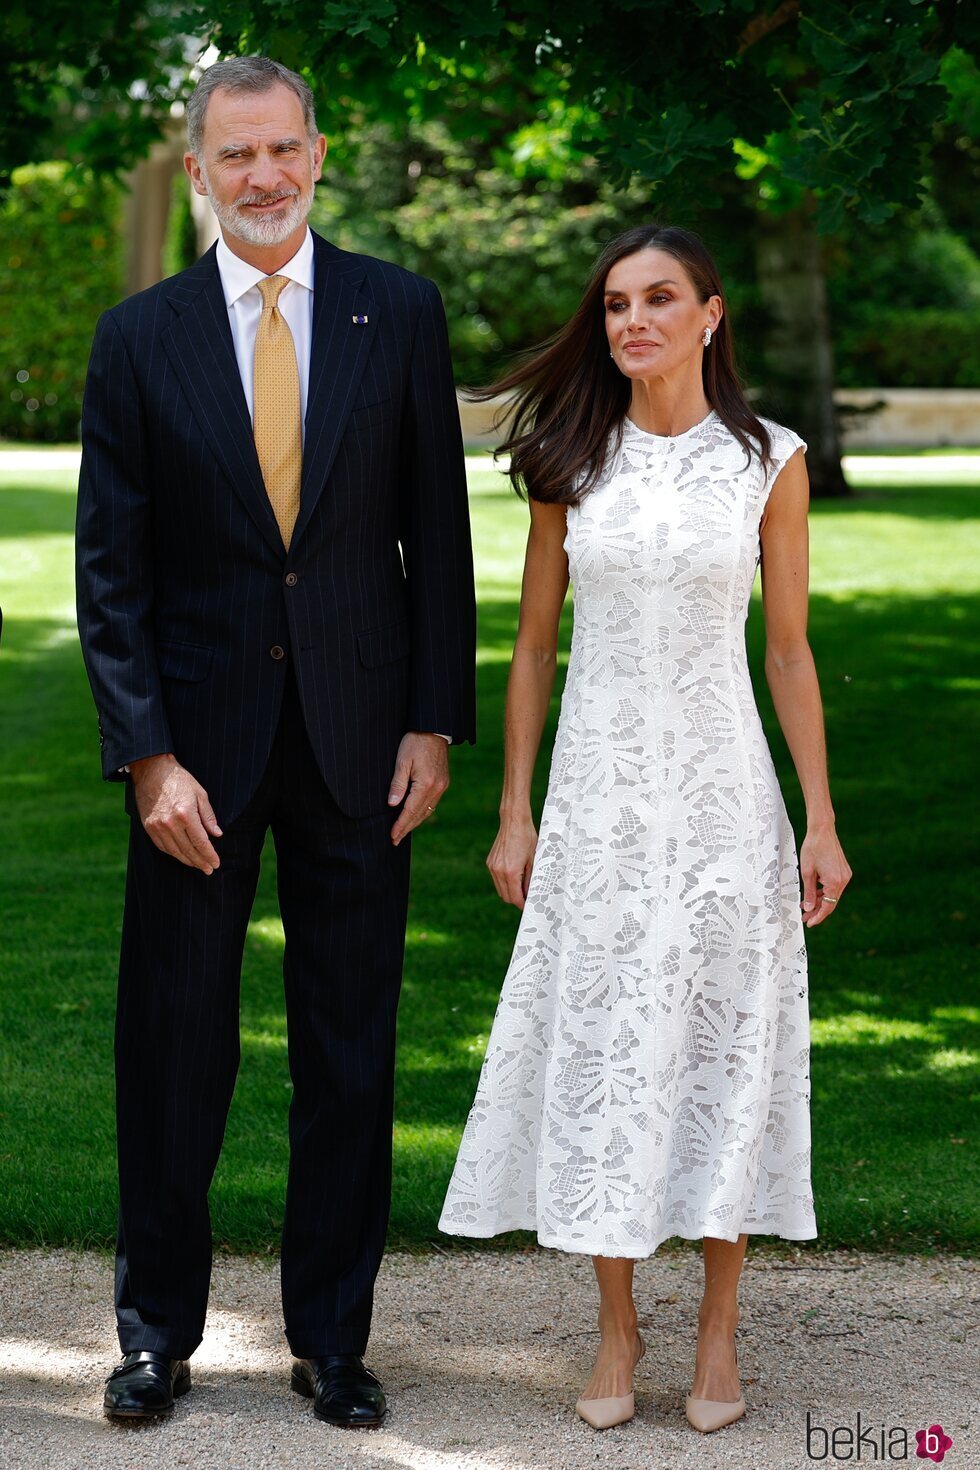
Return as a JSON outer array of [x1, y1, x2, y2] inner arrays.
[[290, 1371, 386, 1429], [104, 1373, 191, 1420]]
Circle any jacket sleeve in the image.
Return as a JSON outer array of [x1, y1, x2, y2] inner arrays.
[[75, 309, 173, 779], [399, 278, 477, 744]]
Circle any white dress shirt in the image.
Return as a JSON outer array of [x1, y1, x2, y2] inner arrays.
[[216, 227, 315, 442]]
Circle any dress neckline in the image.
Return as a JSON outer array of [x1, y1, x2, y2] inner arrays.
[[623, 407, 719, 444]]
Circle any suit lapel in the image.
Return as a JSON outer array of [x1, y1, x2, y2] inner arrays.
[[290, 232, 378, 547], [161, 248, 285, 558]]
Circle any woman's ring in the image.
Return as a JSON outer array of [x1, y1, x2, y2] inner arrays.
[[822, 895, 839, 904]]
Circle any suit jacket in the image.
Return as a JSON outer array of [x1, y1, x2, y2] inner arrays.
[[75, 230, 477, 824]]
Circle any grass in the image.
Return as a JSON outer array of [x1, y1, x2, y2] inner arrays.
[[0, 454, 977, 1259]]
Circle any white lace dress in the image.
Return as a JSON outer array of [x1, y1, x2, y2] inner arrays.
[[439, 410, 818, 1256]]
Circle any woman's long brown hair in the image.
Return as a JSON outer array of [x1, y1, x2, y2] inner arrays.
[[470, 223, 772, 504]]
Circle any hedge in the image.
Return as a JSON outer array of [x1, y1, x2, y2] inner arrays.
[[0, 162, 124, 443], [834, 309, 980, 390]]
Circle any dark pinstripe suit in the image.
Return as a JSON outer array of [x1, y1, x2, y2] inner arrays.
[[75, 230, 477, 1358]]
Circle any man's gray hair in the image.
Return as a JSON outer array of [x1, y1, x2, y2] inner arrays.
[[186, 56, 318, 156]]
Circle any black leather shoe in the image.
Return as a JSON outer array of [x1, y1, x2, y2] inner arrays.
[[104, 1352, 191, 1419], [291, 1354, 386, 1428]]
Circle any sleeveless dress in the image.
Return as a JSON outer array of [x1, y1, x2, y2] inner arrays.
[[439, 410, 818, 1257]]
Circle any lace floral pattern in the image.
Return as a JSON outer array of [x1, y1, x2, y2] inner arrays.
[[439, 412, 817, 1256]]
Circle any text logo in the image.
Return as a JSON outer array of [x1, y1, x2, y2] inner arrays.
[[805, 1412, 954, 1461]]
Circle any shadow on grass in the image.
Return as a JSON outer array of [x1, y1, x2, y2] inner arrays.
[[0, 482, 80, 539], [0, 474, 978, 544], [819, 480, 980, 521]]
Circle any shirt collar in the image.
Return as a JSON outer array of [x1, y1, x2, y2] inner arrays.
[[215, 226, 315, 307]]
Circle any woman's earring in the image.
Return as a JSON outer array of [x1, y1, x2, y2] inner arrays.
[[702, 327, 712, 346]]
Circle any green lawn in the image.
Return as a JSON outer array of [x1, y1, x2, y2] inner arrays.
[[0, 453, 977, 1257]]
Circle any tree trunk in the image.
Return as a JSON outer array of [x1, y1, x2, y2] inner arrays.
[[755, 199, 849, 497], [122, 124, 184, 295]]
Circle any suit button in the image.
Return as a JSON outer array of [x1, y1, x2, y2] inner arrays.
[[284, 572, 298, 587], [270, 645, 285, 661]]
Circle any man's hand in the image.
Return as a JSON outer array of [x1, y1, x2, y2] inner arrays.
[[130, 753, 223, 874], [387, 733, 450, 846]]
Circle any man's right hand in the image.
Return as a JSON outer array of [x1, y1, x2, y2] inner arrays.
[[130, 753, 223, 874]]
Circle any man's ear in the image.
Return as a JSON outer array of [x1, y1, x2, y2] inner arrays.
[[312, 134, 327, 184], [184, 153, 209, 198]]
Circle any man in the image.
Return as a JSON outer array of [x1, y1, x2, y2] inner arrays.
[[75, 56, 476, 1428]]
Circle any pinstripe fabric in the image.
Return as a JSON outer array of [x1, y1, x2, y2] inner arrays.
[[76, 230, 477, 828], [76, 232, 476, 1358], [114, 668, 411, 1357]]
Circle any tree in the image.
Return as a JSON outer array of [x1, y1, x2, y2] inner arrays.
[[195, 0, 979, 495], [0, 2, 191, 180], [3, 3, 976, 487]]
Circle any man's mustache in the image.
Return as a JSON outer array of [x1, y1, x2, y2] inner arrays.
[[233, 188, 300, 208]]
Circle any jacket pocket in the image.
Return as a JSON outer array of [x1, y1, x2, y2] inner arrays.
[[157, 640, 213, 682], [350, 395, 391, 415], [356, 619, 410, 669]]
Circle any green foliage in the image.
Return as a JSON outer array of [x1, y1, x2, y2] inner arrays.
[[0, 162, 123, 442], [198, 0, 980, 233], [930, 47, 980, 250], [0, 2, 192, 177], [4, 1, 974, 237], [834, 310, 980, 389], [311, 120, 658, 384], [827, 198, 980, 388]]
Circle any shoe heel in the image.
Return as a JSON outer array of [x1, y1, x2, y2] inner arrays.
[[291, 1369, 314, 1399], [174, 1370, 192, 1400]]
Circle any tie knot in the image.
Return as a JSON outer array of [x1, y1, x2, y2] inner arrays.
[[257, 274, 289, 310]]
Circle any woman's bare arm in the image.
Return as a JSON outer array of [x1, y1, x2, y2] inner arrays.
[[489, 496, 570, 908], [759, 449, 852, 927]]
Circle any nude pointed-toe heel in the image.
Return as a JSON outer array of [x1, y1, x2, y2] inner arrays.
[[684, 1392, 746, 1433], [684, 1342, 746, 1433], [575, 1331, 646, 1430]]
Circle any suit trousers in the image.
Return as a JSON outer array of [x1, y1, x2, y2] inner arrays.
[[113, 663, 412, 1359]]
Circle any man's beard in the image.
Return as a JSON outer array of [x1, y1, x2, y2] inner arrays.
[[203, 169, 314, 248]]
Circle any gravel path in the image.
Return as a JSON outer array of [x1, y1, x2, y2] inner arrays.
[[0, 1246, 974, 1470]]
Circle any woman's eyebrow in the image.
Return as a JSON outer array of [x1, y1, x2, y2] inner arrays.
[[604, 279, 678, 294]]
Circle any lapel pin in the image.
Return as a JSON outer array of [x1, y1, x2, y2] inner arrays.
[[352, 314, 369, 325]]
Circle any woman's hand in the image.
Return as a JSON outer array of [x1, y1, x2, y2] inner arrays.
[[799, 822, 852, 928], [487, 811, 539, 909]]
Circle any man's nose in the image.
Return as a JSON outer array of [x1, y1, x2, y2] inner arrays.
[[248, 153, 283, 190]]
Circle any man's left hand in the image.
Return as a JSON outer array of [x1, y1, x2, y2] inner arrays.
[[388, 733, 450, 845]]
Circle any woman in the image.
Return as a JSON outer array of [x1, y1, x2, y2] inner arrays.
[[438, 224, 851, 1433]]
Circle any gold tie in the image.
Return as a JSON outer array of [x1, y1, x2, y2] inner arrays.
[[253, 275, 302, 551]]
